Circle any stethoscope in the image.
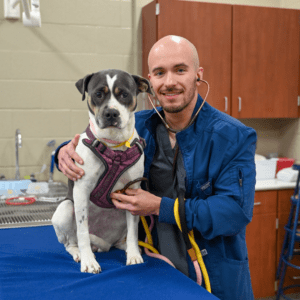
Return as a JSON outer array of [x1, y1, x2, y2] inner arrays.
[[147, 78, 210, 134]]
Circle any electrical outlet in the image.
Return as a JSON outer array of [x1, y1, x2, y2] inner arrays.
[[4, 0, 20, 19]]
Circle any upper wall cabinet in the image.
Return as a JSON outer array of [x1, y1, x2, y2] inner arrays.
[[232, 5, 299, 118], [142, 0, 300, 118], [142, 0, 232, 113]]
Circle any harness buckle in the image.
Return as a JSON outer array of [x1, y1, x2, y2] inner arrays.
[[99, 143, 107, 154], [92, 139, 100, 148]]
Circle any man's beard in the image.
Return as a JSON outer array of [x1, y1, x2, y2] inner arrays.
[[160, 79, 197, 114]]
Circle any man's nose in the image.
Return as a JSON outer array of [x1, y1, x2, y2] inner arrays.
[[165, 72, 176, 87]]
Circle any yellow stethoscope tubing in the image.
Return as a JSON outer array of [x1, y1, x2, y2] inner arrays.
[[138, 240, 159, 254], [140, 215, 154, 246], [139, 215, 160, 254], [174, 198, 211, 293]]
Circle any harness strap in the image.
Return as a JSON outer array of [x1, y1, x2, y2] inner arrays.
[[114, 177, 149, 194]]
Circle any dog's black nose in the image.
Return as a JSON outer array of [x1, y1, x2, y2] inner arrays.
[[103, 108, 120, 121]]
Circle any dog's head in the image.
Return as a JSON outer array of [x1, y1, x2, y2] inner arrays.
[[76, 69, 152, 130]]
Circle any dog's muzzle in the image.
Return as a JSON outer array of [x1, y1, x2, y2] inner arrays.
[[102, 108, 121, 128]]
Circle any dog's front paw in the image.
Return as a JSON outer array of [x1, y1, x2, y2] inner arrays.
[[81, 255, 101, 274], [73, 252, 81, 263], [126, 253, 144, 266], [66, 246, 81, 263]]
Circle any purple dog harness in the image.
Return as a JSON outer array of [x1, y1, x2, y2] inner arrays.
[[82, 125, 145, 209]]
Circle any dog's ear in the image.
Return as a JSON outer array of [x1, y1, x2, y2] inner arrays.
[[75, 73, 94, 101], [132, 75, 152, 95]]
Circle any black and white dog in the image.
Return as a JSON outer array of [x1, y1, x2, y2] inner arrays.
[[52, 69, 151, 274]]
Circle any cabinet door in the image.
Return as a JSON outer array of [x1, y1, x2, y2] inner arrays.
[[246, 190, 277, 298], [155, 0, 232, 114], [232, 5, 299, 118], [142, 1, 157, 110], [277, 189, 300, 294]]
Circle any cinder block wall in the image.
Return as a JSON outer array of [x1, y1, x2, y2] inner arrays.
[[0, 0, 299, 185], [0, 0, 145, 183]]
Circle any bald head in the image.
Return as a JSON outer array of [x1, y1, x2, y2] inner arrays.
[[148, 35, 200, 72]]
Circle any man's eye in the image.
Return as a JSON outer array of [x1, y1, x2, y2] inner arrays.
[[177, 68, 185, 73], [155, 71, 163, 76]]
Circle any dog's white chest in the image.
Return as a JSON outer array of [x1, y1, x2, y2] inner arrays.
[[88, 203, 127, 244]]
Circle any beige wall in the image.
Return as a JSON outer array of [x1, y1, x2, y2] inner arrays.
[[0, 0, 299, 184], [0, 0, 142, 183]]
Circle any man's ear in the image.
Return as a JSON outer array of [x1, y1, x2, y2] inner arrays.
[[196, 67, 204, 86], [75, 73, 94, 101], [132, 75, 152, 95]]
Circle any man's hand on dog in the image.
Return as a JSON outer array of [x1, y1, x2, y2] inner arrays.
[[58, 134, 85, 181], [111, 189, 161, 216]]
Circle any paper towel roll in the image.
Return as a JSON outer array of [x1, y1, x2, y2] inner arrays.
[[22, 10, 41, 27]]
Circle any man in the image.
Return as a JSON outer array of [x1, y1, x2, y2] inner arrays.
[[56, 35, 257, 300]]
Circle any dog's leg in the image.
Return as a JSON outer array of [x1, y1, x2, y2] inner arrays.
[[125, 211, 144, 265], [52, 200, 81, 262], [73, 183, 101, 274]]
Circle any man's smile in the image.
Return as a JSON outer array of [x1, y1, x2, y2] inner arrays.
[[160, 90, 183, 100]]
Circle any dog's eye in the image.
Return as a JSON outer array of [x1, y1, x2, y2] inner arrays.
[[96, 91, 104, 99], [121, 93, 128, 99]]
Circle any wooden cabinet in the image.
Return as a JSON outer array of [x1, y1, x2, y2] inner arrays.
[[246, 189, 299, 298], [232, 6, 299, 118], [143, 0, 232, 112], [246, 190, 277, 298], [142, 1, 300, 118]]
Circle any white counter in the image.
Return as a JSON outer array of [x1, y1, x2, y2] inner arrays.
[[255, 179, 296, 191]]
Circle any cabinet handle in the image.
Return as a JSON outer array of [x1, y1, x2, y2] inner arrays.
[[224, 97, 228, 112], [254, 202, 262, 206], [238, 97, 242, 112], [292, 276, 300, 280]]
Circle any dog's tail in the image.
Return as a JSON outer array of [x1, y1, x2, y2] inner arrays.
[[89, 234, 111, 252]]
